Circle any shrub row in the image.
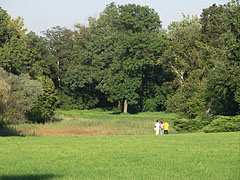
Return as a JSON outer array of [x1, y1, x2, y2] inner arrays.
[[173, 115, 240, 133], [203, 115, 240, 133]]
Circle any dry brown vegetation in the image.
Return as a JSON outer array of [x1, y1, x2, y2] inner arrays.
[[15, 126, 120, 136]]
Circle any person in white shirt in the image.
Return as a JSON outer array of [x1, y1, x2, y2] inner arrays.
[[154, 120, 160, 135]]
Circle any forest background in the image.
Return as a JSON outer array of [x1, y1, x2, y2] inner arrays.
[[0, 0, 239, 133]]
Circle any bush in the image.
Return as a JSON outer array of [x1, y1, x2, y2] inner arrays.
[[203, 115, 240, 133], [173, 118, 201, 132], [0, 68, 42, 126], [173, 115, 214, 132]]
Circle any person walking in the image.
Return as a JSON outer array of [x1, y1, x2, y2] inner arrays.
[[154, 120, 160, 135], [164, 121, 169, 134], [160, 121, 164, 135]]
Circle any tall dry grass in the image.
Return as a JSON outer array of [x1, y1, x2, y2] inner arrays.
[[4, 109, 179, 136]]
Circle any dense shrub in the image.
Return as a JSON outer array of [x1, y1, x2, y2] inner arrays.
[[0, 68, 42, 126], [173, 115, 214, 132], [203, 115, 240, 133], [173, 118, 201, 132]]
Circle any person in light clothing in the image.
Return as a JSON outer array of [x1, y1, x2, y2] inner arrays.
[[160, 121, 164, 135], [154, 120, 160, 135]]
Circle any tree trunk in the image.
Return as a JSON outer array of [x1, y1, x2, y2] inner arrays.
[[118, 101, 121, 112], [123, 99, 128, 113], [57, 60, 61, 88]]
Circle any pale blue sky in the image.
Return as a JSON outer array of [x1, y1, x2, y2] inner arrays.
[[1, 0, 229, 35]]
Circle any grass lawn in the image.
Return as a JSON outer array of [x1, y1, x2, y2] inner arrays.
[[0, 132, 239, 180]]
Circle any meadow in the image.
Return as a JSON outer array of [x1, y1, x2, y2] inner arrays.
[[0, 132, 239, 180], [6, 109, 179, 136]]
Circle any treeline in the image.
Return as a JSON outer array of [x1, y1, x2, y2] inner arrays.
[[0, 1, 239, 129]]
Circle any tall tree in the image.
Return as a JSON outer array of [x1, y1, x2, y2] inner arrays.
[[221, 0, 240, 62], [200, 3, 227, 48], [161, 15, 223, 117], [0, 9, 34, 75], [96, 3, 163, 113], [43, 26, 74, 88], [0, 7, 10, 47], [206, 62, 240, 115]]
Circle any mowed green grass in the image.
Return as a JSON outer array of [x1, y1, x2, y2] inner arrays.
[[0, 132, 239, 180]]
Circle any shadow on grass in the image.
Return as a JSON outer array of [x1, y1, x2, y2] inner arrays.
[[0, 126, 23, 137], [0, 174, 60, 180], [110, 111, 121, 115]]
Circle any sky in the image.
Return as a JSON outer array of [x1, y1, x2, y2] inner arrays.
[[1, 0, 230, 35]]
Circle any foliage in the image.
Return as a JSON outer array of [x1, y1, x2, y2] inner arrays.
[[203, 115, 240, 133], [0, 8, 30, 75], [42, 26, 74, 88], [0, 68, 42, 126], [0, 35, 35, 74], [0, 7, 10, 47], [172, 114, 214, 133], [206, 62, 240, 116], [200, 3, 228, 48], [173, 118, 201, 132], [168, 14, 202, 37], [143, 98, 158, 112], [25, 31, 58, 81], [26, 76, 59, 123], [0, 1, 240, 126], [165, 74, 207, 118], [95, 3, 165, 113]]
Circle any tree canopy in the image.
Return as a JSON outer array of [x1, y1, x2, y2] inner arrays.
[[0, 1, 239, 126]]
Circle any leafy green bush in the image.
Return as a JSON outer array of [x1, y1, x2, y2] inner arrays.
[[203, 115, 240, 133], [0, 68, 42, 126], [173, 115, 214, 132], [173, 118, 201, 132]]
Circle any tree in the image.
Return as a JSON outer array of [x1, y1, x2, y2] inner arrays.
[[25, 31, 58, 81], [159, 15, 218, 87], [0, 68, 42, 126], [200, 0, 240, 116], [161, 15, 224, 118], [26, 76, 59, 123], [42, 26, 75, 88], [0, 7, 33, 75], [96, 3, 163, 113], [0, 7, 10, 47], [206, 62, 240, 116], [168, 14, 202, 36], [221, 0, 240, 62], [0, 35, 35, 75], [200, 3, 227, 48]]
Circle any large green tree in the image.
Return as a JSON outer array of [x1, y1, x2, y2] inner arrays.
[[96, 3, 164, 113], [43, 26, 75, 88], [0, 8, 34, 75], [161, 15, 223, 118], [206, 62, 240, 116]]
